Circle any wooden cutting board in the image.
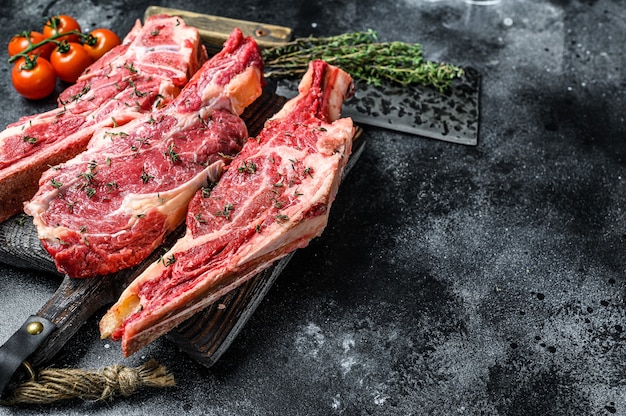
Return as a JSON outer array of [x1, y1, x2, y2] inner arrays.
[[0, 87, 365, 392]]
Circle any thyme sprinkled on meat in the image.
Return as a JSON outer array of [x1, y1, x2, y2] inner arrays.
[[22, 135, 38, 144], [215, 203, 235, 220], [276, 214, 289, 223], [50, 178, 63, 189], [140, 166, 154, 183], [165, 142, 180, 163], [237, 160, 257, 174]]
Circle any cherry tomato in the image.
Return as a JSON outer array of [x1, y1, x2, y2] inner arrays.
[[43, 15, 81, 43], [8, 31, 55, 59], [50, 41, 94, 83], [82, 28, 121, 60], [11, 56, 56, 100]]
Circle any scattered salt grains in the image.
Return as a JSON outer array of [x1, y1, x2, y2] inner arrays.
[[331, 394, 342, 410], [503, 17, 513, 27], [342, 336, 355, 353], [340, 356, 357, 375], [295, 322, 326, 358], [104, 343, 110, 349], [374, 393, 389, 405]]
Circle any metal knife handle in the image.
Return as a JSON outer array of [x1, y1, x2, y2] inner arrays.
[[144, 6, 292, 49]]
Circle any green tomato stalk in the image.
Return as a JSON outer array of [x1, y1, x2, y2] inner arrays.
[[8, 30, 83, 63]]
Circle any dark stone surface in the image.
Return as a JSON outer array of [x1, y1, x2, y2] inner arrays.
[[0, 0, 625, 414]]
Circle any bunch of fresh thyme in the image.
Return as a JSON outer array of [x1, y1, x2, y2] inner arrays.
[[261, 30, 464, 92]]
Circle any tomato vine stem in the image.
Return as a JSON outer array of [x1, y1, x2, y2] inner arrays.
[[8, 30, 83, 63]]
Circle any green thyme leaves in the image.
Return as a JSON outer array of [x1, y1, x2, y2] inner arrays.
[[141, 166, 154, 184], [215, 203, 235, 220], [22, 135, 38, 144], [50, 178, 63, 189], [262, 30, 464, 92], [237, 160, 257, 174], [165, 142, 180, 163]]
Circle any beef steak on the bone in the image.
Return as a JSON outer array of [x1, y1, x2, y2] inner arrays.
[[25, 28, 265, 278], [100, 60, 355, 357], [0, 15, 207, 223]]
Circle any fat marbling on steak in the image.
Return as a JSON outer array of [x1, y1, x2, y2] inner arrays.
[[24, 28, 265, 278], [0, 14, 207, 223], [100, 60, 355, 357]]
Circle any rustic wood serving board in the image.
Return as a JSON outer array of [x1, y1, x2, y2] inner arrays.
[[0, 88, 365, 390]]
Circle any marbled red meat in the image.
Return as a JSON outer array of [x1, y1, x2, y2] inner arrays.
[[0, 15, 207, 223], [24, 29, 265, 278], [100, 60, 355, 357]]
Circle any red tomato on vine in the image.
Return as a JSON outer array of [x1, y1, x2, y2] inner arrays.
[[8, 31, 55, 59], [50, 41, 94, 83], [11, 55, 57, 100], [43, 15, 81, 43], [82, 28, 121, 60]]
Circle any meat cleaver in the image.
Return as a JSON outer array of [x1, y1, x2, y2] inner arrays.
[[144, 6, 481, 146]]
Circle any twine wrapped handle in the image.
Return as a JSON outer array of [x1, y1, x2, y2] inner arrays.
[[1, 359, 175, 405]]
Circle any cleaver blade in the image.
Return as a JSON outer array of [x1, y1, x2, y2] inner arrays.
[[275, 69, 481, 146], [145, 5, 480, 145]]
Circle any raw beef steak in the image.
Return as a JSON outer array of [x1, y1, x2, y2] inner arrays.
[[100, 60, 355, 356], [24, 29, 265, 278], [0, 15, 207, 222]]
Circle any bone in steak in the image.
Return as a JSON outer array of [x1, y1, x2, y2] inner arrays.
[[99, 60, 355, 357], [24, 28, 265, 278], [0, 15, 207, 223]]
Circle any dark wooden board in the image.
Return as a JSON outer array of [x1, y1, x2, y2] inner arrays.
[[0, 89, 364, 391]]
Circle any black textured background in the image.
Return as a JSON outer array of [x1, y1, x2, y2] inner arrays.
[[0, 0, 625, 415]]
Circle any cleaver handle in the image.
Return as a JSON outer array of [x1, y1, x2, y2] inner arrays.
[[144, 6, 293, 49]]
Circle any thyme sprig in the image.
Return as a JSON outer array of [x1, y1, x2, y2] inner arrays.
[[164, 142, 180, 163], [262, 30, 464, 92]]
